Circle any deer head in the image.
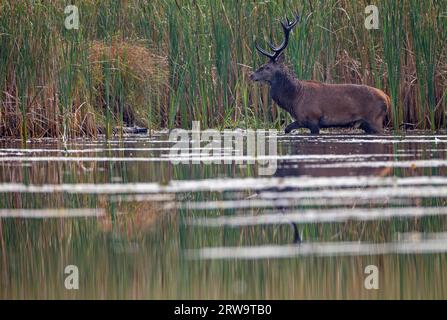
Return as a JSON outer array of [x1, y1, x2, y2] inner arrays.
[[250, 13, 300, 84]]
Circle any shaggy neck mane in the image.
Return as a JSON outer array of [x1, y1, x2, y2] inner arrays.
[[269, 65, 303, 114]]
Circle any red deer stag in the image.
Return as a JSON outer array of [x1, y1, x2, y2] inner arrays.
[[250, 14, 391, 134]]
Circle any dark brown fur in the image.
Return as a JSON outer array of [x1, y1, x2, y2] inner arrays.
[[251, 56, 391, 134]]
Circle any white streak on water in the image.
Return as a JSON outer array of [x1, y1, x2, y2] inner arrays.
[[0, 208, 106, 218], [306, 159, 447, 168], [0, 147, 231, 154], [176, 198, 411, 210], [187, 239, 447, 260], [1, 176, 447, 194], [0, 153, 407, 163], [395, 232, 447, 241], [190, 207, 447, 227], [280, 135, 447, 138], [109, 194, 175, 202], [279, 138, 447, 144], [258, 186, 447, 200]]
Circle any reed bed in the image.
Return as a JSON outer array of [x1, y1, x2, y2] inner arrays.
[[0, 0, 446, 138]]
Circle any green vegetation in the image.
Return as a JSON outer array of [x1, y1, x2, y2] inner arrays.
[[0, 0, 446, 138]]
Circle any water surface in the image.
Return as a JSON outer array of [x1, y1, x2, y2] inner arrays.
[[1, 131, 446, 299]]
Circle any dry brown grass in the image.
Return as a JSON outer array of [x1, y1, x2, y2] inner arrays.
[[87, 39, 169, 132], [0, 38, 169, 138], [97, 201, 164, 238], [89, 40, 168, 85]]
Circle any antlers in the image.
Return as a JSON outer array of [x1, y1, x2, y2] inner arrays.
[[255, 13, 300, 61]]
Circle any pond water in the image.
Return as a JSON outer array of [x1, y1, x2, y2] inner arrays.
[[1, 131, 447, 299]]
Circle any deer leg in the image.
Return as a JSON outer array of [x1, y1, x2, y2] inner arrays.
[[280, 207, 301, 244], [291, 222, 301, 244], [361, 121, 382, 134], [284, 121, 300, 134], [305, 121, 320, 134]]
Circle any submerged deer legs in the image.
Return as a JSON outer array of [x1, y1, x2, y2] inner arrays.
[[280, 207, 301, 244], [284, 121, 320, 135], [360, 120, 383, 134], [291, 222, 301, 244], [305, 121, 320, 134], [284, 121, 300, 134]]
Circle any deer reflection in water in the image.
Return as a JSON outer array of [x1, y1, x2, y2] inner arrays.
[[259, 137, 393, 244]]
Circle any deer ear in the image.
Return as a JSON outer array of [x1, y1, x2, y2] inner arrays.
[[275, 53, 285, 63]]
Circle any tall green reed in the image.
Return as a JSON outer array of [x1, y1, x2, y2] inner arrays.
[[382, 0, 404, 129], [409, 0, 437, 130], [1, 0, 447, 139]]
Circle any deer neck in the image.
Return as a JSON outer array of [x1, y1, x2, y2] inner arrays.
[[269, 69, 303, 115]]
